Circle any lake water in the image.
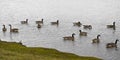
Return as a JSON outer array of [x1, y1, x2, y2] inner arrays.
[[0, 0, 120, 60]]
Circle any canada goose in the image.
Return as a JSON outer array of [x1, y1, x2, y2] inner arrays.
[[21, 19, 28, 24], [73, 21, 82, 27], [106, 39, 119, 48], [63, 33, 75, 40], [37, 23, 41, 28], [9, 24, 19, 33], [83, 25, 92, 29], [51, 20, 59, 25], [92, 35, 100, 43], [36, 19, 43, 24], [79, 30, 87, 36], [2, 24, 7, 32], [107, 22, 115, 30]]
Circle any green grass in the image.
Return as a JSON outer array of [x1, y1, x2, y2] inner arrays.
[[0, 41, 101, 60]]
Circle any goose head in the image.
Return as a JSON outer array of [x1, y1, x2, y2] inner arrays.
[[3, 24, 5, 26], [72, 33, 75, 37], [79, 30, 81, 33], [78, 22, 80, 23], [78, 22, 82, 25], [26, 19, 28, 22], [97, 35, 100, 39], [41, 19, 43, 21], [9, 24, 11, 26], [72, 33, 75, 35]]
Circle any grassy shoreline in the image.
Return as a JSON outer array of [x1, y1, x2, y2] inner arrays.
[[0, 40, 101, 60]]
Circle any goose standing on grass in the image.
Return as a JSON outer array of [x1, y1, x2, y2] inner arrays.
[[73, 21, 82, 27], [36, 19, 44, 24], [51, 20, 59, 25], [107, 22, 115, 30], [9, 24, 19, 33], [106, 39, 119, 48], [63, 33, 75, 41], [21, 19, 28, 24], [92, 35, 100, 43], [37, 23, 41, 28], [79, 30, 87, 36], [2, 24, 7, 32], [83, 25, 92, 29]]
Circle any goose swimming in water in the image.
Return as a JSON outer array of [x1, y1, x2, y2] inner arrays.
[[36, 19, 44, 24], [2, 24, 7, 32], [92, 35, 100, 43], [83, 25, 92, 29], [51, 20, 59, 25], [106, 39, 119, 48], [107, 22, 115, 30], [9, 24, 19, 33], [73, 21, 82, 27], [63, 33, 75, 41], [21, 19, 28, 24], [79, 30, 87, 36]]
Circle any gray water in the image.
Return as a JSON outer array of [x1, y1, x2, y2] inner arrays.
[[0, 0, 120, 60]]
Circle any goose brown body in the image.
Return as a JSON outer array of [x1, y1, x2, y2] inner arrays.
[[51, 20, 59, 25], [79, 30, 87, 36], [36, 19, 43, 24], [83, 25, 92, 29], [63, 33, 75, 40], [73, 21, 82, 27], [21, 19, 28, 24]]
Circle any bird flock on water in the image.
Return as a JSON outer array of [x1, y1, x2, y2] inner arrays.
[[1, 19, 119, 48]]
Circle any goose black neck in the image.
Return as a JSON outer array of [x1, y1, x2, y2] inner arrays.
[[72, 34, 74, 37], [113, 22, 115, 26], [26, 19, 28, 22], [79, 30, 81, 33], [42, 19, 43, 21], [115, 40, 118, 45], [9, 25, 12, 29], [113, 22, 116, 30], [97, 35, 100, 39], [57, 20, 59, 23]]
